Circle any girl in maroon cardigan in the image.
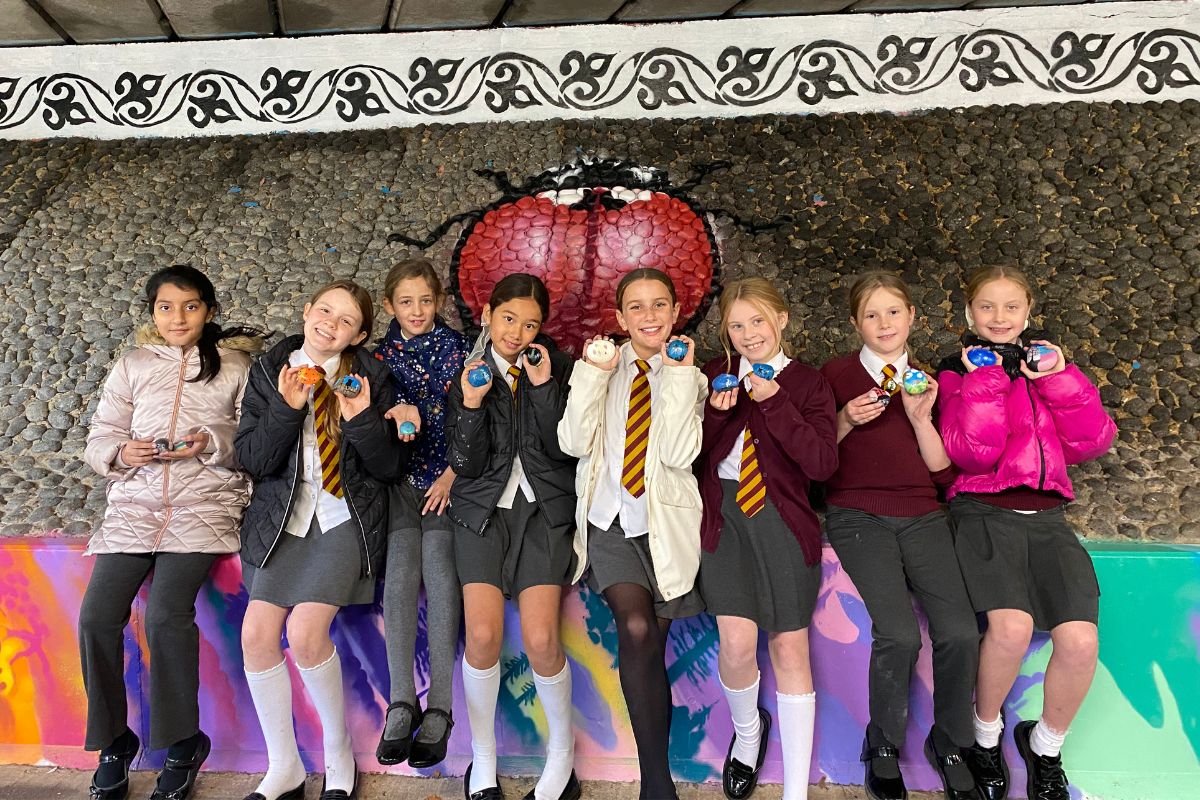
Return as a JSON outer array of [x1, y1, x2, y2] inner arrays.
[[819, 271, 980, 800], [697, 278, 838, 800]]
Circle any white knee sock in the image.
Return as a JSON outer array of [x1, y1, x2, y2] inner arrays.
[[297, 649, 355, 793], [245, 661, 306, 800], [778, 692, 816, 800], [721, 672, 763, 767], [463, 659, 501, 794], [974, 707, 1003, 749], [533, 661, 576, 800], [1029, 718, 1067, 758]]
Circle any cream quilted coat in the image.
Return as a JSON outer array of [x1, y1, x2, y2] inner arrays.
[[83, 325, 261, 555]]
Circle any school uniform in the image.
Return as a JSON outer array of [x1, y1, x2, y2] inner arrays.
[[821, 348, 980, 750], [697, 351, 839, 631]]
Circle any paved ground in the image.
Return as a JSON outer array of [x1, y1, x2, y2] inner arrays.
[[0, 765, 940, 800]]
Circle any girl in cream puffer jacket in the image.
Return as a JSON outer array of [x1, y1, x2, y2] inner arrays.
[[79, 265, 266, 800]]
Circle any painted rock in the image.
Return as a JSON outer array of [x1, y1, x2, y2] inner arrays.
[[468, 365, 493, 387], [902, 369, 929, 394], [297, 366, 324, 385], [1025, 344, 1058, 372], [967, 348, 998, 367], [333, 375, 362, 398], [524, 346, 543, 367], [153, 438, 171, 453], [752, 363, 774, 381], [713, 373, 739, 392], [666, 339, 689, 361], [399, 421, 417, 436], [869, 387, 891, 406], [171, 441, 190, 451], [586, 339, 616, 363]]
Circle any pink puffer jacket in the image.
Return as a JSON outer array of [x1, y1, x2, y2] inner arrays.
[[936, 363, 1116, 500], [83, 325, 261, 555]]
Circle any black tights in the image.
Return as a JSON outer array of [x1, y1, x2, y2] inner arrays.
[[604, 582, 677, 800]]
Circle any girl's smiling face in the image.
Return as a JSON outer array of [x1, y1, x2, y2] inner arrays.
[[616, 278, 680, 359], [852, 287, 914, 362], [483, 297, 543, 362], [969, 278, 1032, 344], [153, 283, 214, 348], [726, 299, 785, 363], [383, 276, 437, 337], [303, 288, 367, 360]]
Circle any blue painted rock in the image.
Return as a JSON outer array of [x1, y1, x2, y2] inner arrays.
[[333, 375, 362, 398], [153, 438, 171, 453], [967, 348, 998, 367], [868, 387, 891, 406], [468, 365, 493, 387], [666, 339, 689, 361], [524, 346, 543, 367], [902, 368, 929, 394], [1025, 344, 1058, 372], [752, 363, 775, 381], [713, 373, 739, 392], [399, 421, 417, 436]]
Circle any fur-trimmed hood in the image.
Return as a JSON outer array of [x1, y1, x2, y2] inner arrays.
[[135, 322, 265, 354]]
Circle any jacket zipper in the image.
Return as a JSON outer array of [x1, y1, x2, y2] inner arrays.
[[150, 352, 190, 550], [1026, 380, 1047, 490], [469, 359, 515, 536]]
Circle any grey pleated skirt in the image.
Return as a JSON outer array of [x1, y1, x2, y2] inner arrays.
[[697, 479, 821, 632], [587, 520, 706, 620], [242, 516, 376, 607], [454, 492, 577, 599], [949, 493, 1100, 631]]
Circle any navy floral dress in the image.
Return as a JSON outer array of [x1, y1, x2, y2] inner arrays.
[[374, 317, 472, 490]]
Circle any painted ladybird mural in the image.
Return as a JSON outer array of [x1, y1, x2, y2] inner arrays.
[[389, 160, 779, 356]]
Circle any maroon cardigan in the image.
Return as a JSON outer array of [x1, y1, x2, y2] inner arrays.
[[699, 358, 839, 566]]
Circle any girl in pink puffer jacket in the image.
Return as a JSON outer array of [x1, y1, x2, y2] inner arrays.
[[936, 265, 1116, 800], [80, 265, 265, 800]]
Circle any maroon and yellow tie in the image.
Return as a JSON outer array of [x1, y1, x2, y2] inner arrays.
[[508, 365, 521, 406], [736, 389, 766, 517], [621, 360, 652, 498], [881, 363, 900, 396], [311, 368, 344, 499]]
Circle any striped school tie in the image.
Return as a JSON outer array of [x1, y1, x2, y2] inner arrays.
[[736, 389, 766, 517], [508, 365, 521, 406], [621, 359, 652, 498], [311, 368, 344, 499], [881, 363, 900, 395]]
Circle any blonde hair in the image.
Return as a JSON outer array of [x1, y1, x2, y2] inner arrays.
[[309, 280, 374, 446], [848, 270, 915, 322], [963, 265, 1035, 332], [718, 278, 790, 370]]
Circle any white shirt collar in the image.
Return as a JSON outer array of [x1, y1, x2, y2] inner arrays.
[[490, 344, 520, 373], [290, 348, 341, 377], [620, 341, 662, 373], [858, 345, 909, 385], [737, 347, 790, 381]]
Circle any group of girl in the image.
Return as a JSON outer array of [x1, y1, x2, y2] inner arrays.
[[78, 258, 1114, 800]]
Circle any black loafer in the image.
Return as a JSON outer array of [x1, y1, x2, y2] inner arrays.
[[924, 732, 982, 800], [1013, 720, 1070, 800], [90, 729, 141, 800], [464, 762, 505, 800], [722, 707, 772, 800], [861, 739, 907, 800], [376, 700, 421, 766], [521, 770, 581, 800], [150, 731, 211, 800], [243, 784, 305, 800], [408, 707, 454, 769], [318, 761, 358, 800], [967, 712, 1009, 800]]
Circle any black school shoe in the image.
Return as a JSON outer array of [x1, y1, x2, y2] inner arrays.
[[408, 707, 454, 769], [521, 770, 582, 800], [464, 762, 504, 800], [861, 738, 907, 800], [242, 783, 306, 800], [150, 731, 211, 800], [90, 728, 140, 800], [1013, 720, 1070, 800], [376, 700, 421, 766], [318, 761, 359, 800], [967, 712, 1009, 800], [723, 708, 772, 800], [924, 731, 982, 800]]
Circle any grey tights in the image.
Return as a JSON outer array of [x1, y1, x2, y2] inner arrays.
[[383, 525, 460, 743]]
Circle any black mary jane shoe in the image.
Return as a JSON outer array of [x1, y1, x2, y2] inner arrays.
[[319, 761, 359, 800], [861, 738, 908, 800], [90, 729, 141, 800], [464, 762, 505, 800], [723, 708, 772, 800], [924, 732, 983, 800], [967, 712, 1009, 800], [1013, 720, 1070, 800], [521, 770, 581, 800], [150, 731, 211, 800], [376, 700, 421, 766], [408, 707, 454, 769], [242, 783, 306, 800]]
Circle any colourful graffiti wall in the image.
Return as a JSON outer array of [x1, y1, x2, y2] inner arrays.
[[1, 537, 1198, 799]]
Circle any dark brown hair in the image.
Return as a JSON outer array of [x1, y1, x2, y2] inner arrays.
[[487, 273, 551, 323], [383, 258, 445, 309], [615, 268, 678, 310]]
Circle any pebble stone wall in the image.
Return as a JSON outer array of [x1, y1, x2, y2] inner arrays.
[[1, 99, 1198, 544]]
